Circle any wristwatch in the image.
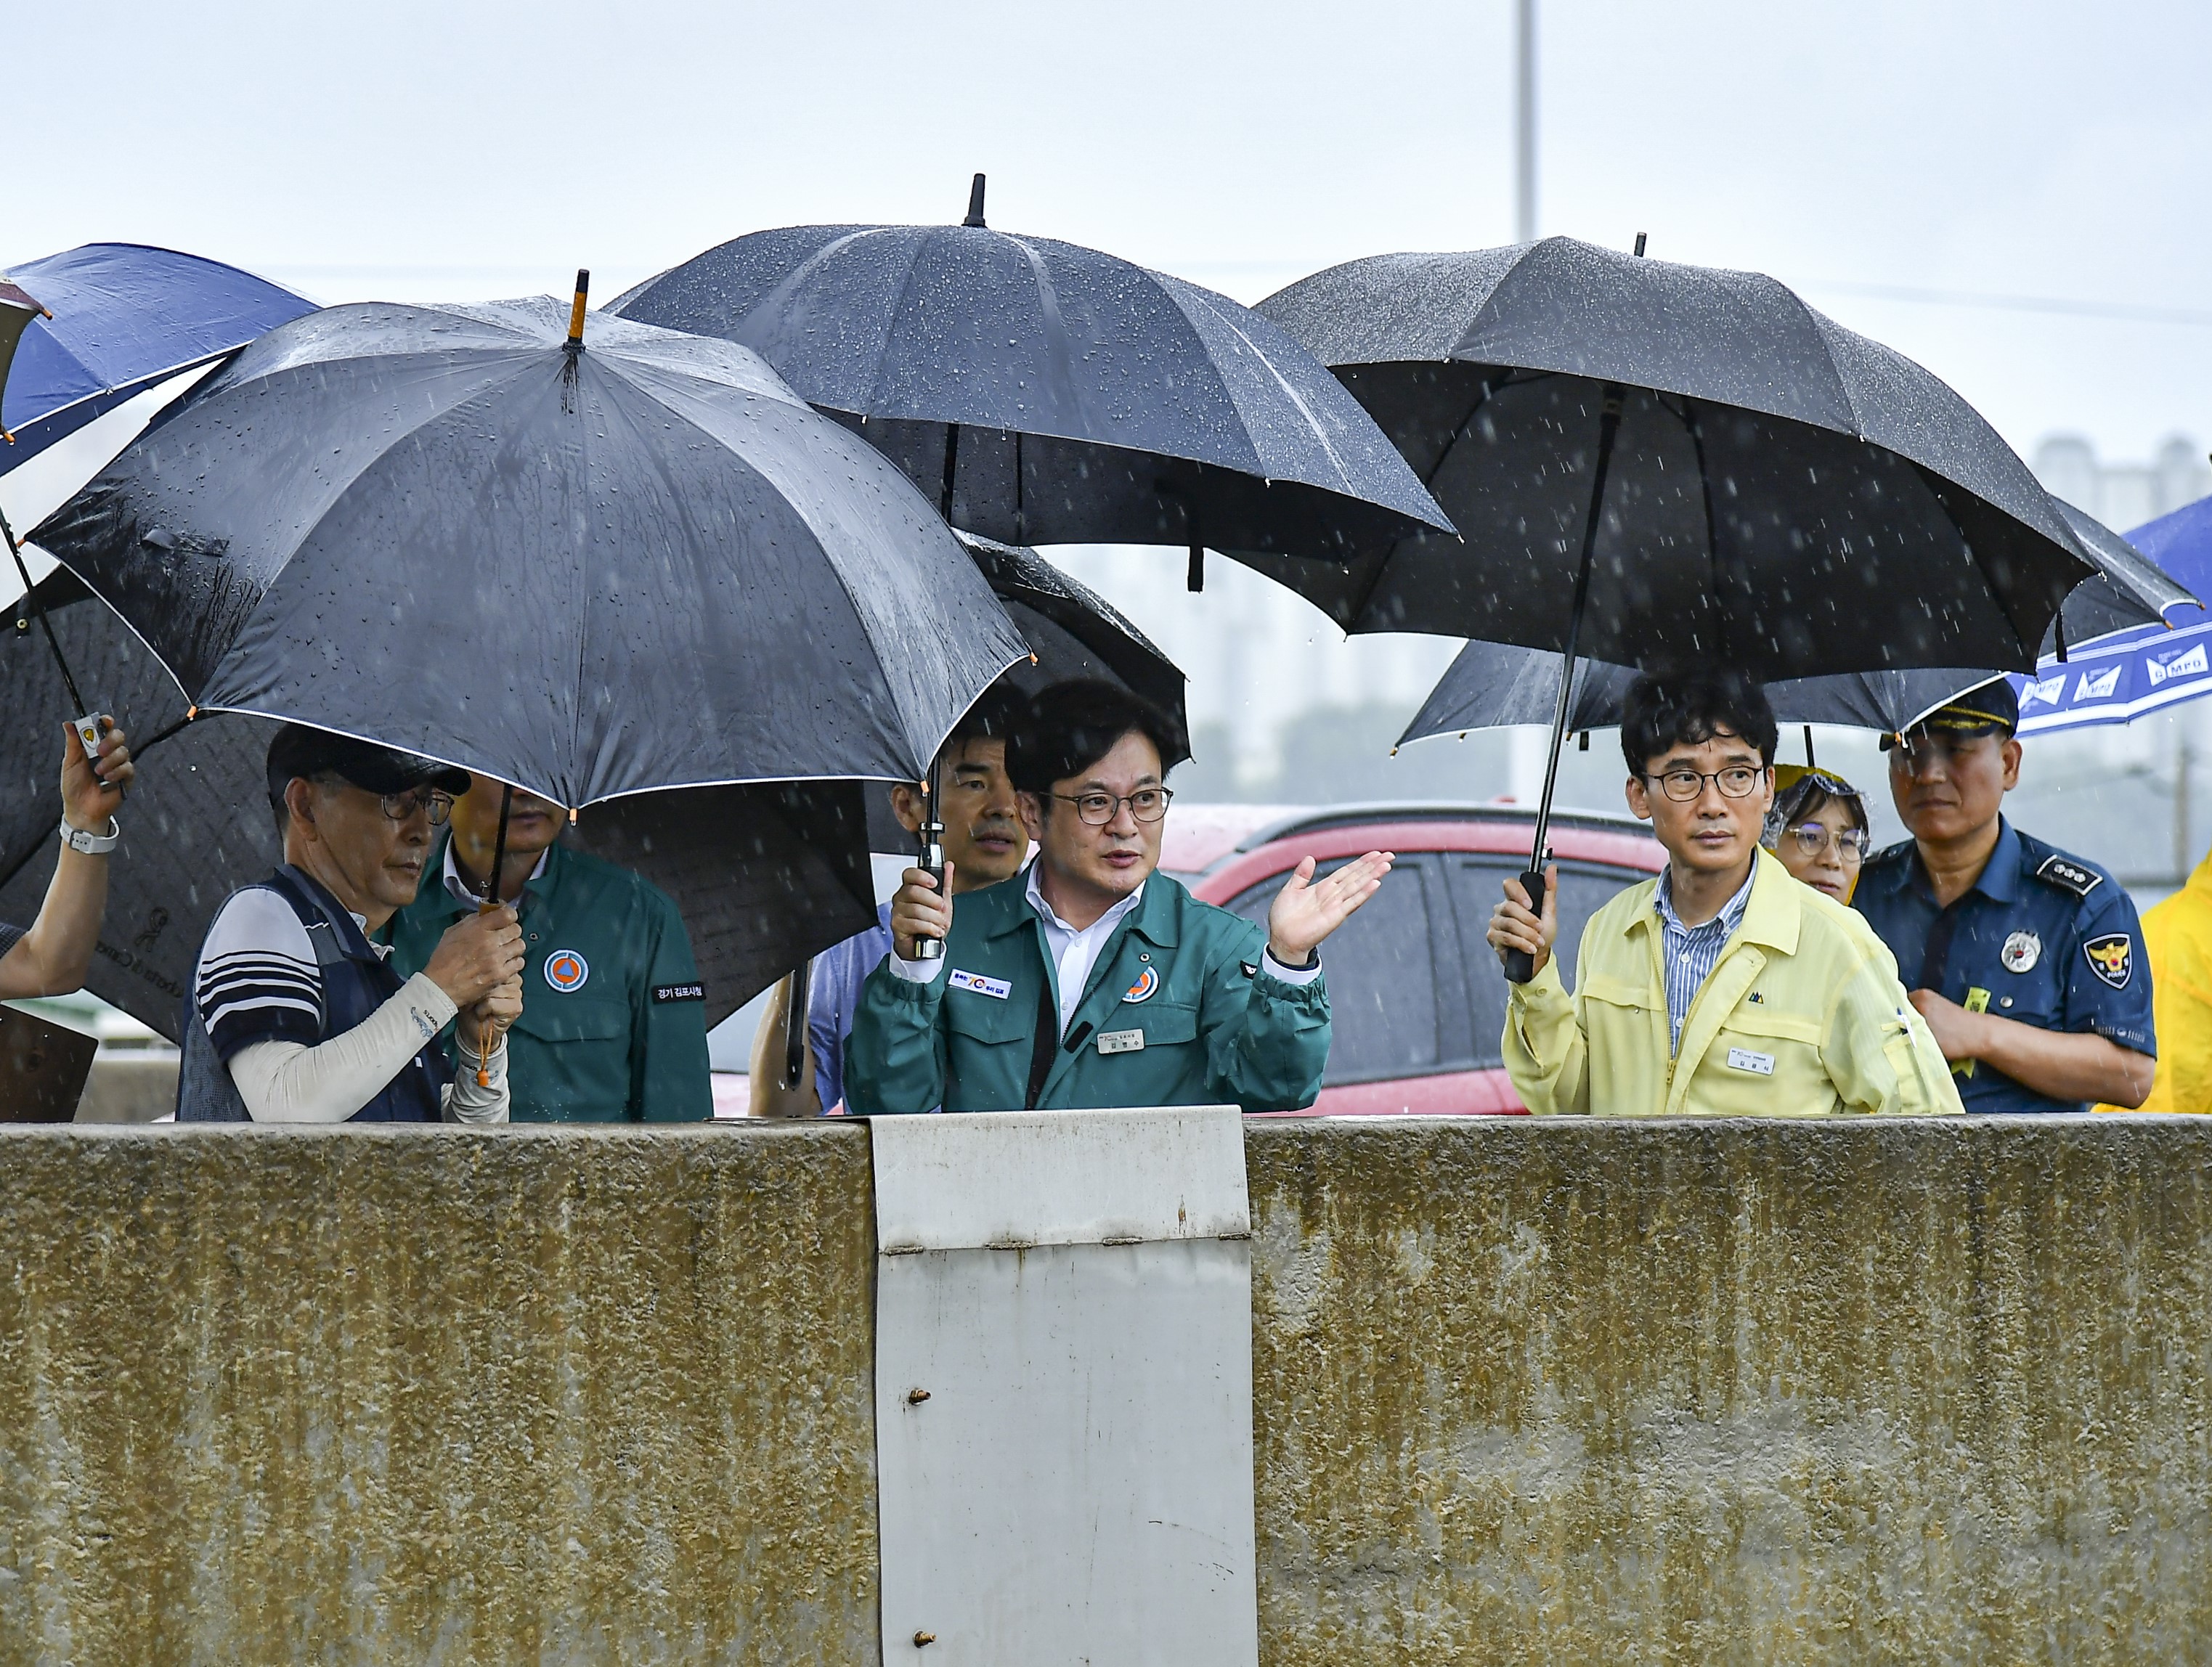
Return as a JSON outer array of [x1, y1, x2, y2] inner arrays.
[[59, 816, 121, 855]]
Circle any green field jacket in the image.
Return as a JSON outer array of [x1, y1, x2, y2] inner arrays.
[[845, 871, 1330, 1114]]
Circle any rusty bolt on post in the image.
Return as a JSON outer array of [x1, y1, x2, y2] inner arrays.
[[914, 1631, 936, 1647], [907, 1387, 931, 1403]]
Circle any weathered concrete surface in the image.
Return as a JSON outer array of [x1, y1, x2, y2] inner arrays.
[[5, 1117, 2210, 1663], [1246, 1115, 2212, 1666], [0, 1125, 878, 1666]]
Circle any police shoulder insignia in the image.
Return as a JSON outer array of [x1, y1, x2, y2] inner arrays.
[[2083, 933, 2134, 990], [544, 949, 590, 993], [652, 982, 704, 1003], [2033, 854, 2103, 899]]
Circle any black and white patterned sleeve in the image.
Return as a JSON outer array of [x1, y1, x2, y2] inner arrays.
[[0, 921, 24, 963], [194, 889, 322, 1060]]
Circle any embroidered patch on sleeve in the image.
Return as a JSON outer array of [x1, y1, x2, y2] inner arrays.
[[652, 983, 705, 1003], [2083, 933, 2133, 990]]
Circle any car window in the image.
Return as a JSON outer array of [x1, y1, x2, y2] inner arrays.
[[1225, 857, 1441, 1085], [1446, 857, 1649, 1068]]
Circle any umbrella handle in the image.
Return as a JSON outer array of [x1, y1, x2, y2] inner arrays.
[[1503, 864, 1550, 987], [475, 784, 516, 1087], [913, 757, 947, 961]]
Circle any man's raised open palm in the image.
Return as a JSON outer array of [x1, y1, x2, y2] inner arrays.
[[1266, 850, 1394, 964]]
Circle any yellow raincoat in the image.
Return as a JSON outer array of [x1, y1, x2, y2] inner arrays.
[[1505, 847, 1961, 1118], [2105, 849, 2212, 1113]]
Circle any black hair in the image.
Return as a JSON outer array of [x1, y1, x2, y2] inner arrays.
[[1619, 671, 1778, 776], [1005, 680, 1176, 799]]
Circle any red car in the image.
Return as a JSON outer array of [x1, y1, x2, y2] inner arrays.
[[1163, 802, 1665, 1115]]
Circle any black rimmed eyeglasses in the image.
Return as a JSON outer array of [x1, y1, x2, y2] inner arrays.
[[1640, 766, 1765, 802], [1052, 787, 1174, 826]]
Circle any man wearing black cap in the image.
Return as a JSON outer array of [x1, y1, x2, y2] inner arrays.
[[1853, 679, 2156, 1113], [174, 726, 527, 1122]]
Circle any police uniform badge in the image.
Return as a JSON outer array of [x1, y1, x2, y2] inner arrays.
[[2083, 933, 2133, 990], [2000, 930, 2041, 974]]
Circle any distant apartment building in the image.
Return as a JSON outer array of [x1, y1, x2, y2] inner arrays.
[[2033, 433, 2209, 534]]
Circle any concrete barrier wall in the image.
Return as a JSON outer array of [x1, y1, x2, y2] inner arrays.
[[0, 1125, 880, 1666], [2, 1117, 2208, 1663]]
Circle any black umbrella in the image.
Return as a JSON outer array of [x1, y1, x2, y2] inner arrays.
[[1247, 237, 2189, 979], [29, 290, 1030, 809], [1401, 500, 2187, 746], [1399, 645, 1983, 751], [0, 582, 879, 1034], [609, 176, 1453, 590], [959, 532, 1190, 762]]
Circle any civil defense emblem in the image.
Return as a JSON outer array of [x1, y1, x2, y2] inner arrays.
[[545, 948, 590, 993], [2001, 930, 2041, 974], [1121, 966, 1158, 1003]]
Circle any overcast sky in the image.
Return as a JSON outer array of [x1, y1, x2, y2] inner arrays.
[[12, 0, 2209, 462]]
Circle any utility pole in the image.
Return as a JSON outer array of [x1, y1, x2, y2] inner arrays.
[[1515, 0, 1538, 243]]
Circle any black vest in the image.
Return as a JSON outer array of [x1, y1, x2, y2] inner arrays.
[[175, 866, 451, 1122]]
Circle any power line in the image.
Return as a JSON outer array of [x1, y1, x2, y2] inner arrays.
[[1802, 279, 2212, 329]]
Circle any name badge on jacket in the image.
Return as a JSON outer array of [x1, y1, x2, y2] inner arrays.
[[1097, 1028, 1144, 1055], [1726, 1046, 1776, 1077]]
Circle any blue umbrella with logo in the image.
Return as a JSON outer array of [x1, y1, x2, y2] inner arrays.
[[2009, 494, 2212, 733]]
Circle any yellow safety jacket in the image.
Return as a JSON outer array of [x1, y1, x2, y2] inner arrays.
[[1505, 848, 1961, 1118], [2107, 849, 2212, 1113]]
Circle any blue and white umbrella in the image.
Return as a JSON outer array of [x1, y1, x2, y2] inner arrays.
[[2011, 494, 2212, 734]]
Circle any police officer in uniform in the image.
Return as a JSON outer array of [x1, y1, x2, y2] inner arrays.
[[846, 682, 1392, 1115], [384, 775, 712, 1122], [1853, 680, 2156, 1112]]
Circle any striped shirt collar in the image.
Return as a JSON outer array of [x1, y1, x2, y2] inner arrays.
[[1652, 863, 1756, 1053]]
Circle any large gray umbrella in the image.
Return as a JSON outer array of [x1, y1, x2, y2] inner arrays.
[[1245, 237, 2189, 979], [29, 293, 1030, 807], [609, 179, 1454, 586]]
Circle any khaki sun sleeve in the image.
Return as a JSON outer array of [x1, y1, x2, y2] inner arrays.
[[1502, 953, 1593, 1117]]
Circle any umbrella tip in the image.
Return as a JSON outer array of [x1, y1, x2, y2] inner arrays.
[[566, 269, 591, 351], [963, 174, 987, 228], [1633, 233, 1647, 257]]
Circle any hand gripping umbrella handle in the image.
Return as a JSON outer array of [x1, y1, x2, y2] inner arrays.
[[475, 785, 516, 1086], [1503, 863, 1549, 986], [913, 757, 947, 961]]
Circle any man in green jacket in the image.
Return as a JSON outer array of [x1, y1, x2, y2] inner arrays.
[[846, 682, 1392, 1114], [384, 777, 712, 1122]]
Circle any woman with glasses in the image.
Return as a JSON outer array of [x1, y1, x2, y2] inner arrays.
[[174, 725, 526, 1122], [1762, 765, 1872, 904]]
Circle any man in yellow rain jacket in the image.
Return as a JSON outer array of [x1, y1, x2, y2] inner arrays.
[[2107, 849, 2212, 1112], [1487, 672, 1959, 1119]]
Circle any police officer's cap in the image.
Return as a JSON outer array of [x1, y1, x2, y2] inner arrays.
[[1879, 678, 2018, 750], [267, 723, 473, 811]]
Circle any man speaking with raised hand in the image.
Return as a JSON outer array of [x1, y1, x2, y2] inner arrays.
[[845, 682, 1391, 1115]]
